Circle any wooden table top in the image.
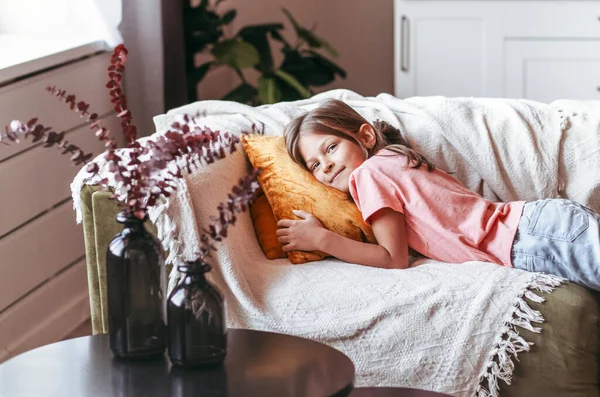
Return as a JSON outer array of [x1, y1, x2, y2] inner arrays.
[[350, 387, 453, 397], [0, 328, 355, 397]]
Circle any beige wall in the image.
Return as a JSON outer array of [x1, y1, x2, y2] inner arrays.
[[197, 0, 394, 100]]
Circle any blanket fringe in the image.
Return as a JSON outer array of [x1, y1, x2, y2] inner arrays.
[[476, 273, 566, 397], [147, 182, 191, 294]]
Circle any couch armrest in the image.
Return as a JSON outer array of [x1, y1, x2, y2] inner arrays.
[[80, 185, 165, 334]]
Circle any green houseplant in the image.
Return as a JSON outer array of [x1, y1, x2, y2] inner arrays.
[[183, 0, 346, 105]]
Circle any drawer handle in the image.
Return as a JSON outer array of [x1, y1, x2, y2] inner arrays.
[[401, 15, 410, 72]]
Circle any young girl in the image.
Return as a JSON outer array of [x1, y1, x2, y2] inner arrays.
[[276, 99, 600, 291]]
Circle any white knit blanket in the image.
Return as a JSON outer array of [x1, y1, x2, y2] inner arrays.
[[70, 89, 600, 396]]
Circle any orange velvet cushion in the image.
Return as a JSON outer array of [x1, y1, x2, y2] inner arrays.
[[241, 134, 376, 264], [249, 190, 287, 259]]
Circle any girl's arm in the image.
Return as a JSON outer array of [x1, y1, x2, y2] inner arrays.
[[321, 207, 409, 269], [276, 208, 409, 269]]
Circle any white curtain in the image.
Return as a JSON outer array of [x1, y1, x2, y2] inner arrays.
[[0, 1, 122, 46], [90, 0, 123, 47], [66, 0, 123, 47]]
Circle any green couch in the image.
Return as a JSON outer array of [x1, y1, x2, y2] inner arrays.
[[80, 181, 600, 396], [80, 90, 600, 395], [80, 184, 162, 334]]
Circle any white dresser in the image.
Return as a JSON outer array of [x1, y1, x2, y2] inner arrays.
[[0, 50, 118, 362], [394, 0, 600, 101]]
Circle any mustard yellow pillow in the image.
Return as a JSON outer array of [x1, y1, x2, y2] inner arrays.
[[241, 134, 376, 264]]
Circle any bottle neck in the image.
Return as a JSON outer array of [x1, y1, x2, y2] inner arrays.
[[117, 212, 148, 233], [184, 273, 207, 285], [123, 220, 146, 233], [178, 262, 211, 285]]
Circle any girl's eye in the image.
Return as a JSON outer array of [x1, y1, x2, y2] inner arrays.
[[327, 144, 336, 153], [311, 162, 320, 172]]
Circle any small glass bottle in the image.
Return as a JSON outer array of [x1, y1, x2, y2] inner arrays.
[[106, 212, 167, 359], [167, 261, 227, 368]]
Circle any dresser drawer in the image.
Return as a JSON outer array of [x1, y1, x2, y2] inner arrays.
[[0, 51, 113, 162], [0, 112, 119, 237]]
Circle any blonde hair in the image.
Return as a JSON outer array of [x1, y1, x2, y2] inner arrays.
[[283, 98, 434, 171]]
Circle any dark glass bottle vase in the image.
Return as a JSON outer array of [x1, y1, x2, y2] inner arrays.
[[167, 261, 227, 368], [106, 212, 166, 359]]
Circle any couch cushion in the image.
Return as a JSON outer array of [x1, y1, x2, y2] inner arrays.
[[499, 282, 599, 397], [241, 133, 376, 264]]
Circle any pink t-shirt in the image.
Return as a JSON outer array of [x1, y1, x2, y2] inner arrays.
[[348, 150, 525, 267]]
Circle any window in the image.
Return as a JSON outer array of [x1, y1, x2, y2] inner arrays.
[[0, 0, 122, 83]]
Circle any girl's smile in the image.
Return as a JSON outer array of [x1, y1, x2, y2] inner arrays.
[[331, 167, 345, 183], [298, 131, 367, 193]]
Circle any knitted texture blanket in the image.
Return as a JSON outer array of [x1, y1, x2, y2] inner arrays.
[[70, 89, 600, 396]]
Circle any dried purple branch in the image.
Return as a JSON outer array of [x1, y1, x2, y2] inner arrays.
[[106, 44, 137, 144], [1, 120, 95, 168], [45, 86, 118, 151], [91, 119, 245, 219], [250, 122, 266, 135], [2, 42, 261, 257], [198, 169, 261, 259]]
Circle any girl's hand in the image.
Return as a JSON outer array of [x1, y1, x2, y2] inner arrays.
[[276, 210, 325, 252]]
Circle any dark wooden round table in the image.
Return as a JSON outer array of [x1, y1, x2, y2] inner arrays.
[[350, 387, 452, 397], [0, 329, 355, 397]]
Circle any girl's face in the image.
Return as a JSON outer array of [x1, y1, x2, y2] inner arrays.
[[298, 131, 367, 193]]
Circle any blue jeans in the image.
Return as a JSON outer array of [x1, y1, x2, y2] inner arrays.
[[511, 198, 600, 291]]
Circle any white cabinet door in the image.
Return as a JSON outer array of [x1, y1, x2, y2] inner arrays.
[[394, 0, 600, 100], [394, 1, 491, 98], [505, 40, 600, 102]]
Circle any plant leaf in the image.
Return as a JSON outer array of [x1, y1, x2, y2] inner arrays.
[[281, 8, 301, 32], [281, 8, 319, 47], [280, 49, 334, 86], [183, 6, 224, 50], [315, 36, 338, 58], [281, 8, 338, 58], [192, 61, 214, 84], [237, 23, 284, 36], [274, 69, 309, 98], [211, 39, 260, 69], [302, 50, 347, 78], [237, 24, 283, 73], [270, 29, 291, 49], [281, 8, 321, 48], [257, 77, 282, 104], [221, 9, 237, 25], [221, 83, 258, 104]]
